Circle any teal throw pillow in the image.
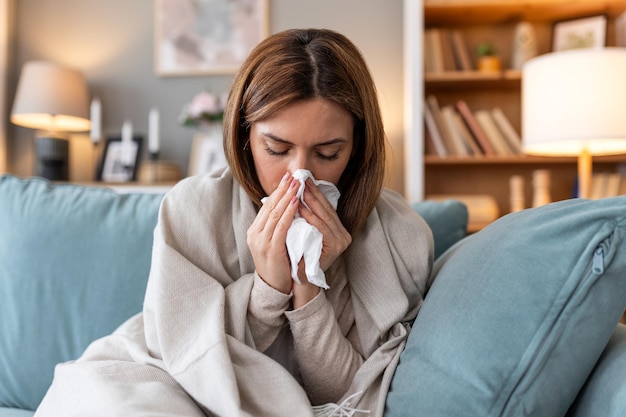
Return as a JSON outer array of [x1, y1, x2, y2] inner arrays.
[[0, 176, 163, 410], [411, 199, 468, 259], [566, 323, 626, 417], [386, 195, 626, 417]]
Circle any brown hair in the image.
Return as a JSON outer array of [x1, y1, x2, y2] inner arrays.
[[223, 28, 386, 235]]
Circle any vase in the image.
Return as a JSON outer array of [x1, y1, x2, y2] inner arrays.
[[477, 55, 502, 72], [188, 122, 227, 177], [511, 21, 538, 70]]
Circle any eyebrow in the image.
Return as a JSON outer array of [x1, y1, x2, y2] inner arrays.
[[262, 132, 348, 147]]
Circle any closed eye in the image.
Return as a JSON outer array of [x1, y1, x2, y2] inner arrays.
[[317, 151, 339, 161], [265, 146, 288, 156]]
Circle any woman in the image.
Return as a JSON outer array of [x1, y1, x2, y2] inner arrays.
[[35, 29, 433, 417]]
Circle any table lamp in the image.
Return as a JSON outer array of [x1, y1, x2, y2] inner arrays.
[[11, 61, 91, 181], [522, 48, 626, 199]]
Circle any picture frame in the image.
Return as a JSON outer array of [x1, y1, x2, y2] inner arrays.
[[188, 131, 228, 177], [552, 15, 607, 52], [97, 136, 143, 182], [154, 0, 269, 76]]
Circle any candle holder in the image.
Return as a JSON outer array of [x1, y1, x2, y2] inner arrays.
[[137, 158, 182, 184], [92, 139, 101, 181], [150, 151, 160, 183]]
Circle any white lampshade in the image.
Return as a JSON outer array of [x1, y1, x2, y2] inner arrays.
[[522, 48, 626, 198], [11, 61, 91, 132], [523, 48, 626, 155]]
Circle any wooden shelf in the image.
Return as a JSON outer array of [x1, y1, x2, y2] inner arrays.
[[66, 181, 176, 194], [425, 69, 521, 82], [425, 155, 626, 165], [425, 0, 626, 26], [404, 0, 626, 227]]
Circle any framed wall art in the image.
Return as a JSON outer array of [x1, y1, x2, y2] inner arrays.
[[154, 0, 269, 76], [97, 136, 143, 182], [552, 15, 607, 52]]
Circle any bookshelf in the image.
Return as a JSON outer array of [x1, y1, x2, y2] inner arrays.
[[404, 0, 626, 228]]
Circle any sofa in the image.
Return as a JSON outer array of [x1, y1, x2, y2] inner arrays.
[[1, 174, 625, 416]]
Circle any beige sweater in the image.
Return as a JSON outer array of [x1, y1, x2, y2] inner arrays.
[[35, 168, 433, 417]]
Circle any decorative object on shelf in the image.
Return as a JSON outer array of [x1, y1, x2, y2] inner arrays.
[[140, 107, 180, 183], [522, 48, 626, 199], [137, 160, 182, 184], [90, 97, 102, 180], [532, 169, 552, 207], [511, 21, 537, 70], [90, 97, 101, 146], [188, 124, 227, 176], [552, 15, 607, 52], [180, 91, 228, 176], [154, 0, 269, 76], [476, 42, 501, 72], [10, 61, 91, 181], [178, 90, 226, 127], [509, 175, 525, 213], [97, 135, 143, 183], [148, 107, 160, 160]]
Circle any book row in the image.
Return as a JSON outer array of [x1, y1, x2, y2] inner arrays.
[[425, 13, 626, 75], [424, 95, 522, 158], [424, 28, 473, 73], [589, 172, 626, 200]]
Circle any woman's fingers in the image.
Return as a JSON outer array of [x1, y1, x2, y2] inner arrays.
[[300, 179, 343, 236], [247, 173, 300, 294], [299, 179, 352, 271]]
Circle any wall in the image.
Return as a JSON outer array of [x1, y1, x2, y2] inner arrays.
[[8, 0, 405, 194]]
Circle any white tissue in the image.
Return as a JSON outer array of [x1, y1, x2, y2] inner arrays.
[[287, 169, 340, 289], [261, 169, 340, 290]]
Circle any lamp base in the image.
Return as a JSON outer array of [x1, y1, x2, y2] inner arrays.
[[35, 137, 69, 181]]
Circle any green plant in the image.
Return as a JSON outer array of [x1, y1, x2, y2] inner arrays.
[[477, 42, 496, 57]]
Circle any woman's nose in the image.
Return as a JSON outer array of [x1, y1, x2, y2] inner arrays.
[[288, 153, 310, 173]]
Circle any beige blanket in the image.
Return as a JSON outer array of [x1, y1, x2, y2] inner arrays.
[[35, 169, 432, 417]]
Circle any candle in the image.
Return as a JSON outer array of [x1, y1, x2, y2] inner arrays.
[[90, 97, 101, 144], [121, 120, 133, 166], [148, 107, 160, 154]]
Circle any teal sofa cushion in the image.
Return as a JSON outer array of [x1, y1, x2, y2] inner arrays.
[[0, 176, 163, 411], [411, 199, 468, 259], [386, 195, 626, 417], [0, 407, 34, 417], [566, 323, 626, 417]]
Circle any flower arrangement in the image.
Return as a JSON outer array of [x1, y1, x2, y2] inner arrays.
[[178, 91, 227, 128]]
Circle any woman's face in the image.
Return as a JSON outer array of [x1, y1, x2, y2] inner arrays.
[[249, 98, 354, 196]]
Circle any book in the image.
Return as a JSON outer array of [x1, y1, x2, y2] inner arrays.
[[604, 172, 622, 198], [620, 174, 626, 196], [423, 121, 436, 156], [441, 105, 470, 156], [590, 173, 609, 200], [439, 29, 458, 71], [423, 99, 448, 157], [454, 112, 482, 155], [426, 95, 456, 155], [490, 107, 522, 154], [429, 28, 445, 73], [450, 30, 473, 71], [455, 100, 495, 156], [474, 110, 514, 156], [616, 11, 626, 48], [423, 29, 435, 73]]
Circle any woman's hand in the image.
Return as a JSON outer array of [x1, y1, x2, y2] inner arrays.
[[247, 173, 300, 294], [291, 179, 351, 308], [299, 178, 352, 275]]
